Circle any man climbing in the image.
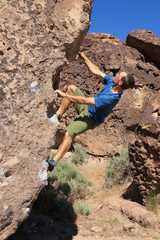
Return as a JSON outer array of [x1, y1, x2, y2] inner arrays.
[[48, 51, 135, 171]]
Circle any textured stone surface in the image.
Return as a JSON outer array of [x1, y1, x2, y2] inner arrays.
[[58, 33, 160, 201], [128, 92, 160, 204], [103, 197, 160, 229], [0, 0, 93, 239], [126, 30, 160, 68]]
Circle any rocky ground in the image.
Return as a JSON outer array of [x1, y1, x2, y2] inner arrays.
[[8, 153, 160, 240], [73, 157, 160, 240]]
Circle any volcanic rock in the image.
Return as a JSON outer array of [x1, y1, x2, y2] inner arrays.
[[126, 30, 160, 68], [0, 0, 93, 239], [103, 197, 160, 229]]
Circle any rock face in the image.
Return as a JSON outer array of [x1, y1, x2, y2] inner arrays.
[[128, 92, 160, 204], [126, 30, 160, 68], [126, 31, 160, 203], [0, 0, 93, 239], [103, 197, 160, 229], [58, 32, 160, 202]]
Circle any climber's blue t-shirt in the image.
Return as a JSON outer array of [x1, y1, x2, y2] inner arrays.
[[88, 75, 122, 125]]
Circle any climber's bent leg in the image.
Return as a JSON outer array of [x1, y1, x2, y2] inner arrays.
[[54, 132, 72, 163], [56, 85, 76, 116]]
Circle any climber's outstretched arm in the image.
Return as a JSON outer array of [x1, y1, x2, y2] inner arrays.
[[79, 51, 105, 81]]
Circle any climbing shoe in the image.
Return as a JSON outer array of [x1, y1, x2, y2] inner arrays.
[[48, 159, 56, 171], [49, 113, 61, 124]]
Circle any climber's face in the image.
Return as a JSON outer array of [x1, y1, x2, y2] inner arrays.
[[113, 72, 127, 85]]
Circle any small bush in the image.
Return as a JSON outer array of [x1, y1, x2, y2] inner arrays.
[[146, 193, 160, 214], [105, 149, 130, 186], [71, 144, 87, 165], [105, 217, 120, 225], [34, 159, 92, 221], [85, 206, 92, 216], [75, 199, 92, 216], [34, 159, 92, 222], [48, 159, 92, 198]]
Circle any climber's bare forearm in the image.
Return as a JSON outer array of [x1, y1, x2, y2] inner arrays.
[[79, 51, 105, 80], [65, 94, 95, 106], [56, 90, 95, 106]]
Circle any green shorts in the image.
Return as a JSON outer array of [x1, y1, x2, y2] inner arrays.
[[65, 87, 96, 139]]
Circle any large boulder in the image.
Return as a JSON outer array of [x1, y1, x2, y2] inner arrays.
[[0, 0, 93, 239], [103, 197, 160, 229], [126, 30, 160, 68], [128, 92, 160, 204]]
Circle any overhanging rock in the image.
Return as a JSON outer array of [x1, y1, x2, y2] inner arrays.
[[0, 0, 93, 239]]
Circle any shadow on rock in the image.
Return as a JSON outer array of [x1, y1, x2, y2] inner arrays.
[[8, 185, 78, 240]]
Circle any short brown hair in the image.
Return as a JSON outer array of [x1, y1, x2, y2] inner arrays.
[[121, 74, 135, 90]]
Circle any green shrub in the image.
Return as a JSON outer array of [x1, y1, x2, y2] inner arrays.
[[105, 149, 130, 186], [34, 159, 92, 222], [146, 193, 160, 214], [85, 206, 92, 216], [75, 199, 92, 216], [48, 159, 92, 198], [105, 217, 120, 225], [71, 144, 87, 165]]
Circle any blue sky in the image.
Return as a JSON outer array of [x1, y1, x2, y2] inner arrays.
[[88, 0, 160, 41]]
